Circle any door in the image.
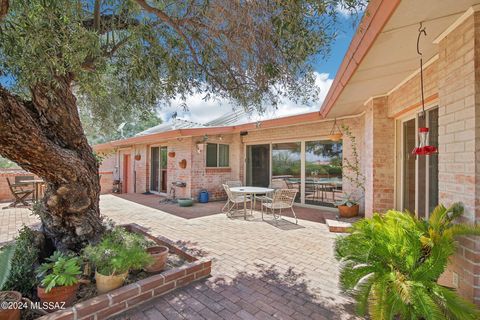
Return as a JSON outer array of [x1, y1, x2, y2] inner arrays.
[[246, 144, 270, 187], [400, 108, 439, 217], [150, 146, 168, 193], [123, 154, 130, 193]]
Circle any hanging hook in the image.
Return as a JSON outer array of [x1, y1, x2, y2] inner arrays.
[[417, 22, 427, 56]]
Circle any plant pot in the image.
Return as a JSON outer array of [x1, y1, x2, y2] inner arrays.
[[0, 291, 21, 320], [95, 271, 128, 294], [37, 283, 79, 308], [177, 198, 193, 207], [338, 204, 359, 218], [145, 246, 169, 273], [168, 151, 175, 158]]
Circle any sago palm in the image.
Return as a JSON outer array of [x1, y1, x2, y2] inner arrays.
[[335, 203, 480, 320]]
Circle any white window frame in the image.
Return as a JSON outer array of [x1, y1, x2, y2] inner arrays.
[[395, 105, 439, 218], [206, 143, 230, 168]]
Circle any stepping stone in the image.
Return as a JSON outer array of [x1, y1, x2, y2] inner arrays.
[[326, 219, 352, 233]]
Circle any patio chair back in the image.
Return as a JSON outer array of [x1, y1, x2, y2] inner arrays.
[[5, 177, 33, 208], [270, 179, 287, 189], [272, 189, 298, 208], [15, 175, 34, 184], [225, 180, 242, 188], [222, 184, 235, 201]]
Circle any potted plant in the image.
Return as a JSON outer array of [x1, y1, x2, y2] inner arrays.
[[335, 203, 480, 319], [144, 246, 169, 273], [0, 245, 21, 320], [83, 227, 152, 293], [337, 125, 365, 218], [335, 193, 361, 218], [36, 251, 82, 308]]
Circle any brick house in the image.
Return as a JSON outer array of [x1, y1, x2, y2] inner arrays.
[[95, 0, 480, 305]]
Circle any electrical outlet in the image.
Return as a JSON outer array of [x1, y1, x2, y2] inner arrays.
[[452, 272, 459, 288]]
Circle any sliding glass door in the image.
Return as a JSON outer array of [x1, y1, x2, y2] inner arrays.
[[150, 146, 167, 193], [246, 140, 343, 207], [400, 108, 439, 217]]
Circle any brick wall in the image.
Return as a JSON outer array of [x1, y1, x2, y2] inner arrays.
[[436, 12, 480, 304], [364, 97, 395, 216], [0, 169, 35, 202]]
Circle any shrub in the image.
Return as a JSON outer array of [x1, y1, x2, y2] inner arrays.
[[0, 244, 16, 289], [335, 203, 480, 320], [83, 227, 152, 276], [2, 227, 40, 298], [36, 251, 82, 292]]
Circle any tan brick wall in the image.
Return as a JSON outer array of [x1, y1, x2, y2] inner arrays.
[[387, 60, 438, 118], [437, 12, 480, 304], [364, 96, 395, 216]]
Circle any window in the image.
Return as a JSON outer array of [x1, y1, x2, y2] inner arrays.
[[206, 143, 229, 167]]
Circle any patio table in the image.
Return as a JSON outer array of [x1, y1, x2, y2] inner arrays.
[[229, 186, 274, 220], [19, 179, 45, 202]]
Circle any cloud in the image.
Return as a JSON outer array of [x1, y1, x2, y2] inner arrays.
[[157, 72, 333, 125]]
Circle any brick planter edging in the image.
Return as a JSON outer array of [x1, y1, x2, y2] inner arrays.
[[38, 224, 212, 320]]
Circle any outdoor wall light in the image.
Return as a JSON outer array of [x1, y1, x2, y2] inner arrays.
[[196, 142, 204, 153]]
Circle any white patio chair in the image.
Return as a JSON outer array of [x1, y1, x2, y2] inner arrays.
[[255, 179, 286, 210], [261, 189, 298, 224], [222, 184, 251, 217], [225, 180, 242, 188]]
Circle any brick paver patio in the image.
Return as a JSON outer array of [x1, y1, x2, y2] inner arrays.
[[1, 195, 359, 319]]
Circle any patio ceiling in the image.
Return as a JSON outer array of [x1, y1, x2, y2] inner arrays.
[[321, 0, 480, 118]]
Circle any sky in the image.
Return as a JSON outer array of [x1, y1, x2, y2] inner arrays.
[[159, 11, 360, 125]]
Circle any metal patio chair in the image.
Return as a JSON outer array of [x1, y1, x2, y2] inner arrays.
[[261, 189, 298, 224], [5, 177, 34, 208], [222, 184, 251, 217]]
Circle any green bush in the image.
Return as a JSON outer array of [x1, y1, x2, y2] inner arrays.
[[2, 227, 40, 298], [36, 251, 82, 292], [0, 244, 16, 289], [335, 203, 480, 320], [83, 227, 152, 276]]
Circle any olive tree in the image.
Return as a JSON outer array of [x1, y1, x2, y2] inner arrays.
[[0, 0, 365, 251]]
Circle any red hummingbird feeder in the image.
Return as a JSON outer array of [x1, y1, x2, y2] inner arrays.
[[411, 23, 438, 157]]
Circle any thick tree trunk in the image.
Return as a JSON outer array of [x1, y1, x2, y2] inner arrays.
[[0, 76, 104, 251]]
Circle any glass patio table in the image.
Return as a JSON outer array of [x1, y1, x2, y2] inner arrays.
[[229, 186, 274, 220]]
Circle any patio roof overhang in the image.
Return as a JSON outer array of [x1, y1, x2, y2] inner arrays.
[[320, 0, 480, 118]]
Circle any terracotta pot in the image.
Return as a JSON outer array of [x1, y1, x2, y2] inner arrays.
[[179, 159, 187, 169], [37, 283, 79, 308], [145, 246, 169, 273], [168, 151, 175, 158], [134, 154, 141, 161], [0, 291, 21, 320], [338, 204, 359, 218], [95, 271, 128, 294]]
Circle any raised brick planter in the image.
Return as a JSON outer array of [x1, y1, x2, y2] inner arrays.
[[38, 223, 212, 320]]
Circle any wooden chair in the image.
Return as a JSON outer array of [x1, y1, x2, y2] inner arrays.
[[5, 178, 34, 208], [222, 184, 251, 217], [261, 189, 298, 224]]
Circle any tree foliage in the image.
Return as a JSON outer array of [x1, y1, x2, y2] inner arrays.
[[335, 203, 480, 320], [1, 0, 366, 123]]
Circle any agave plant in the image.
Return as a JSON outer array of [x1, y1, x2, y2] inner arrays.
[[335, 203, 480, 320], [0, 244, 16, 290]]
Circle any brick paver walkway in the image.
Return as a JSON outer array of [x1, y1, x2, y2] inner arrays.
[[100, 195, 358, 320], [1, 195, 359, 319], [0, 204, 40, 245]]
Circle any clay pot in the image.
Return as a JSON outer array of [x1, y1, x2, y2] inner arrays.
[[338, 204, 359, 218], [145, 246, 169, 273], [168, 151, 175, 158], [0, 291, 21, 320], [179, 159, 187, 169], [134, 154, 141, 161], [37, 283, 79, 308], [95, 271, 128, 294]]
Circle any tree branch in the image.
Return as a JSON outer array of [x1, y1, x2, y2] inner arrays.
[[0, 0, 8, 21]]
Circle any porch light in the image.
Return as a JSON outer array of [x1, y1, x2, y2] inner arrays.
[[327, 119, 342, 141], [412, 23, 437, 157]]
